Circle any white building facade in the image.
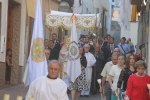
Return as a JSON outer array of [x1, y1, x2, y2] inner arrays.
[[77, 0, 113, 38], [117, 0, 138, 46]]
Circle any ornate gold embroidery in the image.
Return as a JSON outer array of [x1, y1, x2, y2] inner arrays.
[[46, 13, 96, 30], [32, 38, 45, 62], [64, 36, 70, 50]]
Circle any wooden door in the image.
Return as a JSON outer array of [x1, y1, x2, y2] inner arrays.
[[28, 17, 34, 56], [6, 7, 14, 51]]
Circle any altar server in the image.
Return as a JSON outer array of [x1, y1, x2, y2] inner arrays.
[[25, 60, 69, 100], [81, 44, 96, 97]]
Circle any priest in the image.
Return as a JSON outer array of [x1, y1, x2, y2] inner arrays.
[[25, 60, 69, 100], [81, 44, 96, 97]]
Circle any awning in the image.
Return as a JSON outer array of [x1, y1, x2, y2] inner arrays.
[[46, 10, 101, 30]]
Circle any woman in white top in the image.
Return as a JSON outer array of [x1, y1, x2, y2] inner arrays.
[[109, 54, 125, 100]]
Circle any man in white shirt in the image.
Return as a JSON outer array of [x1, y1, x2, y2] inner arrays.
[[100, 53, 118, 100], [81, 44, 96, 97], [25, 60, 69, 100]]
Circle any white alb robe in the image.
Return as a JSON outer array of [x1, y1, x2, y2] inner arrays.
[[58, 46, 70, 87], [25, 76, 69, 100], [81, 52, 96, 95]]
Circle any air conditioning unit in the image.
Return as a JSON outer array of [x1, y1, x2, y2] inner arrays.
[[130, 0, 143, 6]]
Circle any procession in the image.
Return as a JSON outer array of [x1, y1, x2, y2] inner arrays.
[[1, 0, 150, 100]]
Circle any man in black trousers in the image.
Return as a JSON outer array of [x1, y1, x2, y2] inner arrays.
[[90, 44, 105, 95]]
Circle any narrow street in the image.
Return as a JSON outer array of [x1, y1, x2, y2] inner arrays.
[[0, 84, 102, 100], [1, 0, 149, 100]]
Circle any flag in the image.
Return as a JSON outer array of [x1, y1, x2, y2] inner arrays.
[[66, 15, 81, 83], [23, 0, 48, 86]]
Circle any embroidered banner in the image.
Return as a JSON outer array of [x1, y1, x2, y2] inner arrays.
[[46, 11, 101, 30]]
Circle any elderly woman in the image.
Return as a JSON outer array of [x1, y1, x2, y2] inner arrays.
[[126, 60, 150, 100], [69, 46, 88, 100], [117, 54, 136, 98], [109, 54, 126, 100]]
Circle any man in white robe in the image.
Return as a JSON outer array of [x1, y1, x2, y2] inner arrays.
[[81, 44, 96, 97], [25, 60, 69, 100]]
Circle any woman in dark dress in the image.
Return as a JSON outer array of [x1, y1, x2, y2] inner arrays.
[[117, 54, 136, 99], [69, 46, 88, 100], [5, 49, 13, 84]]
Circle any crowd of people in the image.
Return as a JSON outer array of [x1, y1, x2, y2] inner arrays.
[[25, 33, 150, 100]]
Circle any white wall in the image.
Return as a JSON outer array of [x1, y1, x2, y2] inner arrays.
[[121, 27, 130, 39], [121, 22, 138, 46], [19, 0, 27, 66], [106, 0, 112, 33], [93, 0, 101, 13], [82, 0, 94, 14], [0, 0, 8, 62], [79, 0, 112, 38], [130, 23, 138, 46], [77, 0, 95, 38], [99, 0, 112, 34]]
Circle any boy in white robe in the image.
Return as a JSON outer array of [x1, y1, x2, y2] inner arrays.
[[81, 44, 96, 97], [25, 60, 69, 100]]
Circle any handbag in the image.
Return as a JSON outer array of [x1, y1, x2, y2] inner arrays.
[[120, 45, 130, 57], [122, 91, 126, 100]]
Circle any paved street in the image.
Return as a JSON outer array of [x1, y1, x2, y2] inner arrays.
[[0, 84, 103, 100]]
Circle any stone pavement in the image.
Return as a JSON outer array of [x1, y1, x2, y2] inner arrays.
[[0, 84, 103, 100], [0, 84, 28, 100]]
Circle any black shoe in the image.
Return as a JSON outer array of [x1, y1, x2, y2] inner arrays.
[[91, 92, 96, 95], [80, 95, 84, 97], [85, 95, 89, 97]]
